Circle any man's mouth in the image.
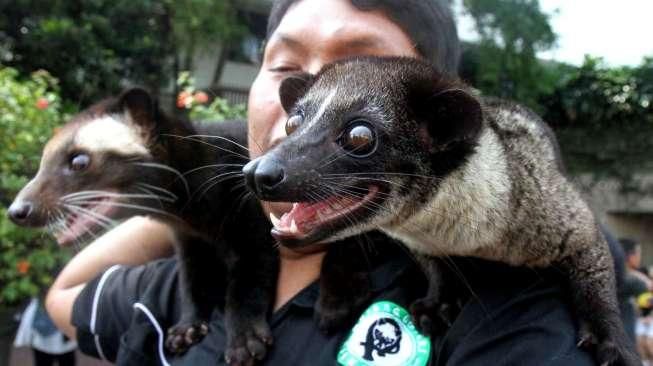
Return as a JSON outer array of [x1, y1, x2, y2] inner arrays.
[[269, 185, 379, 244], [55, 198, 116, 246]]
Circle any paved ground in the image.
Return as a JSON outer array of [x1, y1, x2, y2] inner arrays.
[[10, 347, 108, 366]]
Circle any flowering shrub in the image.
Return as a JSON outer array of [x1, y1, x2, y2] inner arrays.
[[0, 66, 71, 307], [176, 71, 246, 121]]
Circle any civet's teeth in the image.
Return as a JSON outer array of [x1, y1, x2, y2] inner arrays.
[[289, 218, 299, 234], [292, 202, 299, 210], [269, 212, 282, 229]]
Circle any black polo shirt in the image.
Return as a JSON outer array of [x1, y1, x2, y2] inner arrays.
[[72, 248, 595, 365]]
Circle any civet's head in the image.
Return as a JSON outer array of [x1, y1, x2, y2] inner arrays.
[[7, 88, 180, 246], [244, 56, 483, 247]]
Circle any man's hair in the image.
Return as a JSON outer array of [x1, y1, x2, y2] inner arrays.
[[620, 238, 639, 257], [266, 0, 460, 76]]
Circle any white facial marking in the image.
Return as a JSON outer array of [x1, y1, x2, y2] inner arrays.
[[75, 115, 149, 156], [306, 89, 337, 129], [384, 128, 511, 259]]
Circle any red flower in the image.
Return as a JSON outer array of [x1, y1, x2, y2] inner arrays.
[[16, 260, 31, 274], [35, 97, 49, 110], [193, 91, 209, 104], [176, 91, 193, 109]]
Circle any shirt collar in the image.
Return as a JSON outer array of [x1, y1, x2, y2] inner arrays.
[[286, 249, 414, 311]]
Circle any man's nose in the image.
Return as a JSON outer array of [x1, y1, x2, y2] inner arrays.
[[243, 157, 286, 198], [8, 200, 34, 225]]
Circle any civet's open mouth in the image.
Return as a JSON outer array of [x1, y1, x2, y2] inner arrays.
[[269, 185, 379, 246], [55, 198, 116, 246]]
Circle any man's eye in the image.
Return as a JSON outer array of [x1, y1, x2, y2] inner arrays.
[[269, 65, 299, 73]]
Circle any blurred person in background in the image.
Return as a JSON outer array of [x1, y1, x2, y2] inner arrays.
[[14, 298, 76, 366], [623, 238, 650, 282], [621, 237, 653, 362], [601, 230, 636, 344]]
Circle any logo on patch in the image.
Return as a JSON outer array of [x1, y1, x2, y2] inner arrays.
[[337, 301, 431, 366]]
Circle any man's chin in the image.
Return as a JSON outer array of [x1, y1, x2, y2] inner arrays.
[[278, 242, 330, 257]]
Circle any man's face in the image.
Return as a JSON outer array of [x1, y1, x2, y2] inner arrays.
[[627, 246, 642, 269], [247, 0, 419, 218]]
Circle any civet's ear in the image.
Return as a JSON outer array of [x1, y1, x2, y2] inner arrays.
[[279, 73, 315, 113], [411, 81, 483, 151], [429, 89, 483, 145], [117, 87, 157, 129]]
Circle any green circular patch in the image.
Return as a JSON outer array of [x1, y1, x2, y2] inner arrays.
[[337, 301, 431, 366]]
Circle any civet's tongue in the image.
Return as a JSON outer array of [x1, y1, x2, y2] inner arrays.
[[55, 199, 115, 246], [269, 186, 378, 237], [55, 213, 84, 246]]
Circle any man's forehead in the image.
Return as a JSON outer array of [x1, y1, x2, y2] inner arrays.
[[267, 0, 416, 57], [269, 32, 386, 54]]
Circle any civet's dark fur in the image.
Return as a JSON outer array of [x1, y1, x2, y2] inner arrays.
[[9, 89, 278, 365], [244, 57, 640, 365]]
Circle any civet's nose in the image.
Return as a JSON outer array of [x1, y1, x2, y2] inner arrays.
[[243, 157, 286, 198], [8, 200, 33, 225]]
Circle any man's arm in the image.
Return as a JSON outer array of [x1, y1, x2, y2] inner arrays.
[[46, 216, 175, 339]]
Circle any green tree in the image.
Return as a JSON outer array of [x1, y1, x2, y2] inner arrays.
[[0, 0, 246, 108], [0, 1, 172, 105], [633, 57, 653, 103], [164, 0, 246, 110], [461, 0, 557, 111], [542, 56, 652, 128], [541, 56, 653, 178], [166, 0, 245, 71]]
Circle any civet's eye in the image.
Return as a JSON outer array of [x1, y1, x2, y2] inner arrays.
[[69, 153, 90, 171], [285, 113, 304, 135], [341, 121, 377, 157]]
